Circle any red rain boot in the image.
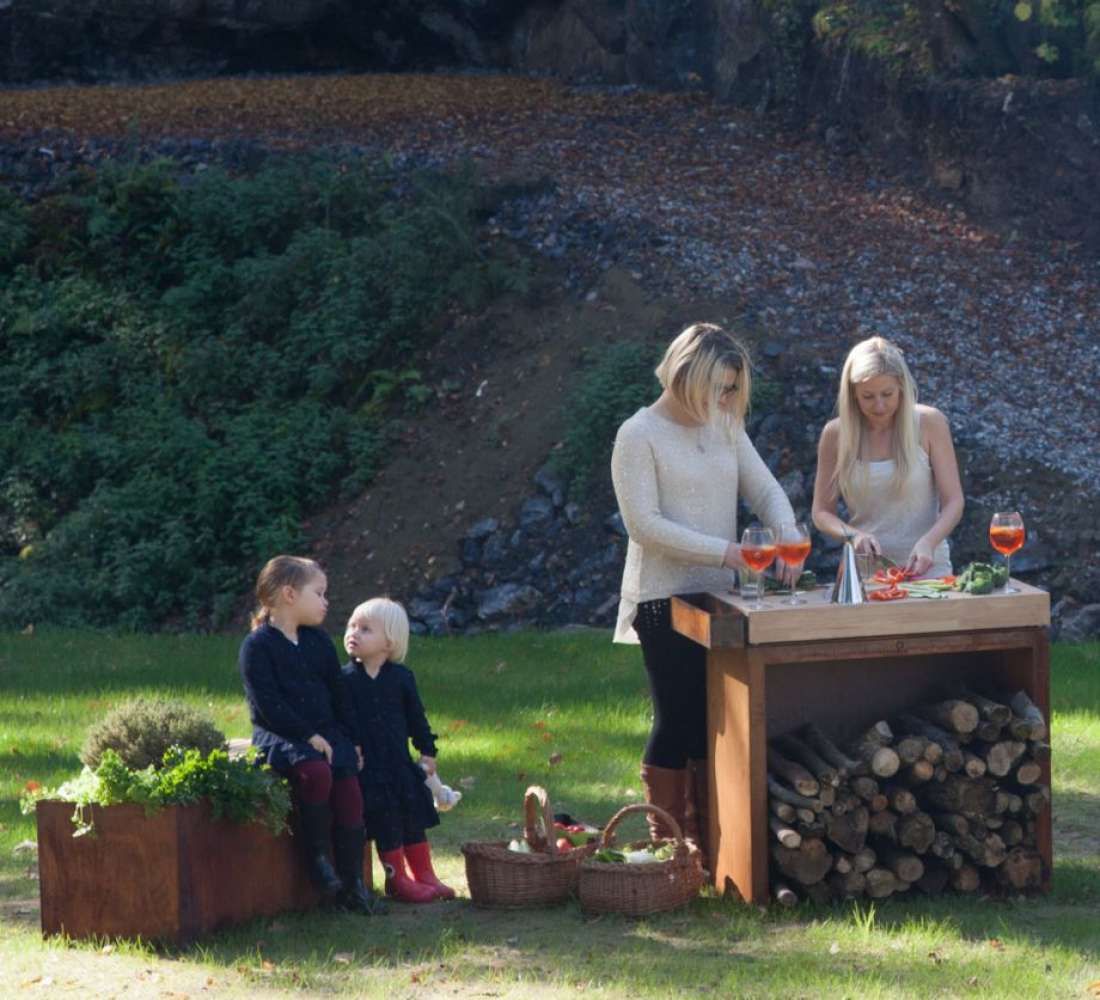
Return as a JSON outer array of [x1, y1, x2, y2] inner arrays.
[[404, 840, 456, 900], [378, 846, 436, 903]]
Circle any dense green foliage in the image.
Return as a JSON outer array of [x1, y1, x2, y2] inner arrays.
[[812, 1, 1100, 79], [555, 341, 662, 498], [23, 746, 292, 837], [80, 696, 226, 770], [0, 155, 516, 629]]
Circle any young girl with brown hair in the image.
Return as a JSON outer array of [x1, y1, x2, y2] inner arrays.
[[239, 555, 385, 915]]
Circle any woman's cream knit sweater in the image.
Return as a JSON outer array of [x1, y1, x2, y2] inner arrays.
[[611, 406, 795, 643]]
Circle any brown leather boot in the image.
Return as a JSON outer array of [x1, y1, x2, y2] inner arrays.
[[686, 758, 711, 869], [640, 764, 687, 841]]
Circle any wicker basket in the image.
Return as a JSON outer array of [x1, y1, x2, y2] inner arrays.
[[461, 785, 596, 908], [578, 803, 705, 916]]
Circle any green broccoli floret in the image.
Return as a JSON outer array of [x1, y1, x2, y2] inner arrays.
[[954, 562, 997, 594], [965, 573, 994, 595]]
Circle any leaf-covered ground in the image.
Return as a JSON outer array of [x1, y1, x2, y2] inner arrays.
[[5, 72, 1097, 515]]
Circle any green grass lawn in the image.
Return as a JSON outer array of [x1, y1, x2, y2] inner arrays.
[[0, 629, 1097, 999]]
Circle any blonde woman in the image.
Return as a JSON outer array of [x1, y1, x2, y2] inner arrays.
[[811, 336, 963, 577], [611, 323, 796, 855]]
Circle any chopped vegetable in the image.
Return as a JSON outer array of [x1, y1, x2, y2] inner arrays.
[[764, 570, 818, 592], [869, 585, 907, 601], [953, 562, 1009, 595]]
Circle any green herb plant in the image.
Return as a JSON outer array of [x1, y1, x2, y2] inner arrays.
[[22, 747, 291, 838]]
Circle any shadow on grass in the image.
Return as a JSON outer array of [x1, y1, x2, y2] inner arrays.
[[168, 887, 1100, 997]]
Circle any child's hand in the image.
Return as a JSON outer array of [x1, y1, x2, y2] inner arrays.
[[308, 733, 333, 764], [355, 745, 364, 771], [419, 755, 437, 777]]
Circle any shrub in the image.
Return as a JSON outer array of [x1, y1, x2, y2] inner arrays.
[[80, 697, 226, 771], [555, 341, 662, 499], [0, 154, 519, 628]]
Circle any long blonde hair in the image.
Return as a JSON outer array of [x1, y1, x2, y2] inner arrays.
[[251, 555, 323, 630], [835, 336, 920, 507], [654, 323, 752, 436]]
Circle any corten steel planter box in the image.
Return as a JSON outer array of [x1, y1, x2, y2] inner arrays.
[[36, 800, 372, 943]]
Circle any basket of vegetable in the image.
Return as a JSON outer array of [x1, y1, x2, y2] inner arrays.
[[578, 803, 705, 917], [461, 785, 598, 908]]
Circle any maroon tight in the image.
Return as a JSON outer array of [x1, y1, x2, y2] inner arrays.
[[289, 760, 363, 828]]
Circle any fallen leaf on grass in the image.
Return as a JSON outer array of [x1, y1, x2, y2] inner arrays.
[[100, 944, 114, 955], [927, 950, 944, 965], [987, 938, 1005, 951], [333, 953, 353, 965], [448, 719, 469, 732], [459, 776, 476, 789], [12, 839, 37, 855], [548, 752, 563, 766], [828, 942, 840, 955]]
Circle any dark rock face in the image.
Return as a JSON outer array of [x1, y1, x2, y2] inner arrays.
[[0, 0, 772, 89]]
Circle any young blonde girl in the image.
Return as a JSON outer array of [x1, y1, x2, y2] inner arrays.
[[342, 598, 454, 902], [238, 555, 384, 915], [811, 336, 964, 576]]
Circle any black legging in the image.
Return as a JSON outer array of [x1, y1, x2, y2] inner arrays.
[[634, 598, 707, 768]]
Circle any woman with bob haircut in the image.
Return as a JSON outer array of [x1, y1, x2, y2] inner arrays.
[[611, 322, 797, 857], [811, 335, 963, 577]]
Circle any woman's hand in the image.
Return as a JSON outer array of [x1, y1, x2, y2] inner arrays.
[[308, 733, 333, 764], [775, 559, 801, 586], [906, 539, 935, 577], [355, 745, 364, 771], [851, 531, 881, 557], [722, 542, 747, 571], [419, 755, 437, 777]]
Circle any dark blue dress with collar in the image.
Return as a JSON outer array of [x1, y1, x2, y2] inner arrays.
[[341, 659, 439, 834], [239, 623, 359, 778]]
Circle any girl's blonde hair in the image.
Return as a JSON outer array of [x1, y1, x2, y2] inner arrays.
[[835, 336, 921, 508], [654, 323, 752, 433], [347, 597, 410, 664], [251, 555, 323, 630]]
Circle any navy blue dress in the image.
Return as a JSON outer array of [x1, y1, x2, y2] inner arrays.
[[341, 659, 440, 837], [239, 623, 359, 778]]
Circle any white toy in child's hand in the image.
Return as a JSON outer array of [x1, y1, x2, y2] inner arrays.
[[421, 764, 463, 812]]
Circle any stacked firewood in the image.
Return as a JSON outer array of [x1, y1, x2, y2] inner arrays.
[[768, 689, 1049, 905]]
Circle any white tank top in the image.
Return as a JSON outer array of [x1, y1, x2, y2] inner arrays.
[[845, 447, 952, 577]]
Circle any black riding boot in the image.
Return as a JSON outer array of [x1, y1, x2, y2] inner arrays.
[[332, 826, 388, 915], [297, 802, 343, 898]]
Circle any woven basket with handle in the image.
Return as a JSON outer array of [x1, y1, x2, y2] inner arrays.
[[578, 803, 705, 916], [461, 785, 596, 908]]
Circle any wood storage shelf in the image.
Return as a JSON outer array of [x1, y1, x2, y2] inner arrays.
[[37, 800, 372, 944], [670, 580, 1051, 904]]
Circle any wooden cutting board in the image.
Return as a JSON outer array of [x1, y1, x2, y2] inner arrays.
[[672, 579, 1049, 646]]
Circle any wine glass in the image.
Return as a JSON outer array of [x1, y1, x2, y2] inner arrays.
[[776, 522, 812, 605], [740, 525, 777, 609], [989, 511, 1025, 594]]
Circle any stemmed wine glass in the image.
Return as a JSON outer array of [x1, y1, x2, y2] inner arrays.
[[740, 525, 777, 610], [776, 522, 812, 605], [989, 511, 1025, 594]]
